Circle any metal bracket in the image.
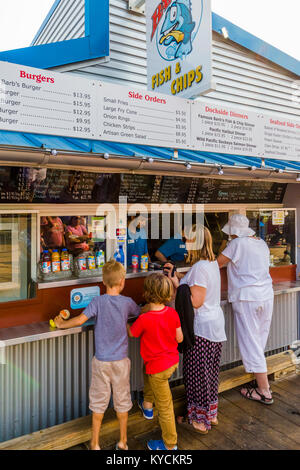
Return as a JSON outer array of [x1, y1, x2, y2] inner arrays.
[[128, 0, 145, 15]]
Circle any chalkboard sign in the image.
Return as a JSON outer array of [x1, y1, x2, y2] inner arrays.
[[0, 166, 287, 204]]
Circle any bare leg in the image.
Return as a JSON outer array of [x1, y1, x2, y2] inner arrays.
[[143, 400, 153, 409], [255, 372, 272, 398], [90, 412, 104, 450], [116, 411, 128, 450]]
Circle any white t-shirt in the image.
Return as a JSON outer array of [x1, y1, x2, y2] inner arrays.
[[222, 237, 274, 303], [180, 260, 227, 343]]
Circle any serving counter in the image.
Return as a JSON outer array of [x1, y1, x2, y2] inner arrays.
[[1, 279, 299, 442]]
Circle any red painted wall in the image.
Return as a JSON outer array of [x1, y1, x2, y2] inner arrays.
[[0, 265, 296, 329]]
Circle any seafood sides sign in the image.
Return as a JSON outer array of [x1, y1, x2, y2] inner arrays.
[[146, 0, 213, 98]]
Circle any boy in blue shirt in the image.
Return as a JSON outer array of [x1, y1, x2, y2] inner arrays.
[[54, 260, 140, 450]]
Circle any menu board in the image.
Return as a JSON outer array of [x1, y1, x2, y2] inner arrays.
[[262, 115, 300, 160], [0, 167, 288, 204], [0, 61, 299, 161], [158, 177, 287, 204], [191, 102, 262, 156], [98, 82, 190, 149], [0, 61, 97, 139], [119, 174, 159, 203]]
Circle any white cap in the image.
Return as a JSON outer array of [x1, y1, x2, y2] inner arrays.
[[222, 214, 255, 238]]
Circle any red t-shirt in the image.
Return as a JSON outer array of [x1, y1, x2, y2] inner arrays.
[[130, 306, 181, 374]]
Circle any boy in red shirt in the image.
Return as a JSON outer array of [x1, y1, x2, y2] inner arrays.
[[128, 273, 183, 451]]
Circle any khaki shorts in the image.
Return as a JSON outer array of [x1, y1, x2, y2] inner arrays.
[[89, 356, 132, 414]]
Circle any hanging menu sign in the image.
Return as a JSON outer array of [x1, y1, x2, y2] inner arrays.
[[262, 115, 300, 160], [0, 61, 299, 162], [191, 102, 262, 156], [0, 61, 98, 139], [98, 82, 190, 149]]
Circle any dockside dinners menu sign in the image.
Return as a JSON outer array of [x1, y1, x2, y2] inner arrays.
[[0, 60, 299, 162], [191, 102, 262, 156]]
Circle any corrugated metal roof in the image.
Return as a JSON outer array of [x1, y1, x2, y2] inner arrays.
[[0, 129, 300, 172]]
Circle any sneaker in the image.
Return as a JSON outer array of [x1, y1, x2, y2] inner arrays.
[[147, 439, 178, 451], [138, 399, 153, 420]]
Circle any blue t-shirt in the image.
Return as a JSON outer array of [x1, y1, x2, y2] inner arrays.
[[127, 227, 148, 267], [158, 236, 187, 262], [83, 294, 140, 361]]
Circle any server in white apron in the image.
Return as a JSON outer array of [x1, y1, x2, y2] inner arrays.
[[217, 214, 274, 405]]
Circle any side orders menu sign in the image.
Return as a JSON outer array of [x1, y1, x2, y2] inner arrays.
[[146, 0, 212, 98]]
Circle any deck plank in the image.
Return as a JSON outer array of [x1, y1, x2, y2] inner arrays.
[[222, 388, 300, 448]]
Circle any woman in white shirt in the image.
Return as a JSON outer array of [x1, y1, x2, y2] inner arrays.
[[168, 226, 226, 434], [217, 214, 274, 405]]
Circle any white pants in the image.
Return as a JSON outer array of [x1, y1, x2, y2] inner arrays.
[[232, 298, 274, 373]]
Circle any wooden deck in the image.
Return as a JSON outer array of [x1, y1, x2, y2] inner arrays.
[[99, 373, 300, 451]]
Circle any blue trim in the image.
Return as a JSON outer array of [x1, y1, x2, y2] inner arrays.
[[0, 0, 109, 69], [1, 130, 300, 171], [85, 0, 91, 37], [212, 13, 300, 76], [31, 0, 61, 46]]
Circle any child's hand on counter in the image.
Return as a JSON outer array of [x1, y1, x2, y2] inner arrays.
[[54, 315, 64, 328]]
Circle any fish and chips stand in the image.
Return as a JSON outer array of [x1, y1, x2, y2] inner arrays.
[[0, 9, 300, 442]]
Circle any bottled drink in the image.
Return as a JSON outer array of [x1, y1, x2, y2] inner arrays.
[[41, 250, 51, 274], [87, 253, 96, 270], [61, 248, 70, 271], [141, 255, 148, 271], [114, 245, 125, 266], [132, 255, 139, 272], [77, 253, 87, 271], [52, 249, 61, 273], [95, 250, 105, 268]]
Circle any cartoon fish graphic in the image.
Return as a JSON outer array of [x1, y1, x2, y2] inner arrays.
[[159, 0, 195, 59]]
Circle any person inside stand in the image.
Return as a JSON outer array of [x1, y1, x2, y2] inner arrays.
[[66, 216, 90, 256], [42, 216, 66, 250], [155, 229, 187, 264], [127, 215, 150, 269]]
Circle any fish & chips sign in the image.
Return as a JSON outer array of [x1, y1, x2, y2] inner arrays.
[[146, 0, 212, 98]]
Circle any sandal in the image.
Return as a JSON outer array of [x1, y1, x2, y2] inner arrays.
[[241, 387, 274, 405], [211, 418, 218, 426]]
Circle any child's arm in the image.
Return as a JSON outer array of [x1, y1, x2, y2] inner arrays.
[[54, 313, 88, 329], [127, 323, 134, 338], [176, 326, 184, 344]]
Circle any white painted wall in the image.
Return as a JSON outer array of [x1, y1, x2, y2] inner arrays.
[[284, 184, 300, 276]]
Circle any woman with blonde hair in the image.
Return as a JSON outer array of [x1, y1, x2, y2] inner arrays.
[[167, 225, 227, 434]]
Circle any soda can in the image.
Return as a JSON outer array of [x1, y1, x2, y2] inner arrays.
[[132, 255, 139, 272], [141, 255, 148, 271]]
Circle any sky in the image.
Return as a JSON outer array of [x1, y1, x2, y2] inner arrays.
[[0, 0, 299, 60]]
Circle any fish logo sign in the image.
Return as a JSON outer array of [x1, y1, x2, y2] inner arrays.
[[151, 0, 201, 61], [147, 0, 212, 98], [159, 1, 195, 59]]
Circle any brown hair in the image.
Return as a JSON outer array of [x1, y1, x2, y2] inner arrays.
[[143, 273, 173, 305], [103, 260, 126, 288], [185, 225, 215, 265]]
